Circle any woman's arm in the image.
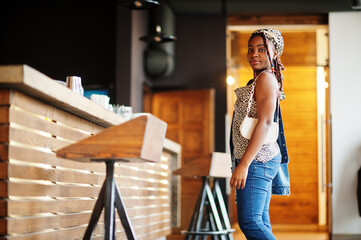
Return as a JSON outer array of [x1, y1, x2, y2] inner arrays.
[[230, 72, 279, 190]]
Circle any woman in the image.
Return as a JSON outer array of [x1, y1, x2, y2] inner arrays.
[[229, 28, 290, 240]]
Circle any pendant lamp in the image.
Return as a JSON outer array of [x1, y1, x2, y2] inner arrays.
[[139, 25, 177, 43], [119, 0, 159, 10], [352, 0, 361, 9]]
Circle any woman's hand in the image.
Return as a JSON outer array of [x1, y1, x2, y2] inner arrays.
[[230, 161, 250, 190]]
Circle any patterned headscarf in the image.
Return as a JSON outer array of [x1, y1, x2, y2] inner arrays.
[[251, 28, 284, 56]]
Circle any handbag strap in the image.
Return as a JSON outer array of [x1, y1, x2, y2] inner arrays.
[[245, 70, 268, 116], [246, 70, 280, 124], [274, 100, 280, 124]]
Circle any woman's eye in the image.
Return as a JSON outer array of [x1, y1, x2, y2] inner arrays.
[[247, 49, 253, 53], [259, 48, 266, 52]]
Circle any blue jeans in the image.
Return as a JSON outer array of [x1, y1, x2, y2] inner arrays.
[[236, 153, 281, 240]]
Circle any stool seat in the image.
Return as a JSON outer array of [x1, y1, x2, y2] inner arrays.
[[182, 229, 235, 235]]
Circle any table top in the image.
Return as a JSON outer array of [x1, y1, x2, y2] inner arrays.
[[0, 64, 125, 127], [56, 114, 167, 163], [173, 152, 231, 178]]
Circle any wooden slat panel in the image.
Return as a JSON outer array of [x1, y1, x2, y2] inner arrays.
[[9, 182, 60, 198], [0, 90, 10, 105], [0, 219, 6, 236], [0, 182, 8, 198], [0, 200, 7, 216], [0, 161, 172, 189], [0, 144, 8, 162], [9, 164, 103, 185], [0, 126, 9, 143], [0, 162, 8, 179], [0, 226, 88, 240], [7, 215, 61, 235], [5, 212, 96, 235], [10, 127, 69, 152], [10, 91, 102, 134], [5, 199, 90, 216], [0, 107, 9, 123], [9, 182, 106, 198], [9, 145, 104, 174], [4, 206, 170, 235], [9, 107, 91, 141]]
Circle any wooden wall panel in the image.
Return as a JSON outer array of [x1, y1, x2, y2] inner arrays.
[[270, 66, 319, 224], [0, 90, 172, 239]]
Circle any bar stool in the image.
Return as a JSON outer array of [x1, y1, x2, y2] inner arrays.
[[57, 115, 167, 240], [173, 153, 235, 240]]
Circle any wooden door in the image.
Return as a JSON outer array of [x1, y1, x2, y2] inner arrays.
[[148, 89, 215, 238]]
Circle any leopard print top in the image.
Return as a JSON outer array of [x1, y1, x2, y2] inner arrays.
[[232, 77, 280, 163]]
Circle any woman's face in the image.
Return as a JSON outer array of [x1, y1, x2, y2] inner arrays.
[[247, 35, 276, 71]]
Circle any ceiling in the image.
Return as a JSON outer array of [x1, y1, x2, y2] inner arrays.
[[166, 0, 356, 15]]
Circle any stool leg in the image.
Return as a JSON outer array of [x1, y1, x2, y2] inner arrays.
[[114, 182, 137, 240], [104, 161, 116, 240], [83, 183, 106, 240], [214, 179, 234, 240], [83, 160, 137, 240], [205, 183, 226, 240], [186, 177, 208, 240]]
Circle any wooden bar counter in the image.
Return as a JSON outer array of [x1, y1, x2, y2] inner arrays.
[[0, 65, 180, 239]]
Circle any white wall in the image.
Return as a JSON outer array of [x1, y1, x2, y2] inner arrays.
[[329, 11, 361, 235], [131, 11, 149, 113]]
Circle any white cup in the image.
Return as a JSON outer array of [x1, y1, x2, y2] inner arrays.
[[66, 76, 84, 95], [90, 94, 110, 109]]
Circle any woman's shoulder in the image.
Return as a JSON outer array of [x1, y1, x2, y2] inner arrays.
[[255, 71, 278, 88], [254, 71, 279, 98]]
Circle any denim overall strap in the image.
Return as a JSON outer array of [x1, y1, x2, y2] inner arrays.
[[272, 105, 290, 195]]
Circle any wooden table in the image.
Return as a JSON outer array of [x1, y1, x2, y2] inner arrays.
[[0, 65, 180, 239]]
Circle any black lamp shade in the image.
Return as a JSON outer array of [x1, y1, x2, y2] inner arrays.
[[119, 0, 159, 10], [139, 33, 177, 43], [352, 0, 361, 9]]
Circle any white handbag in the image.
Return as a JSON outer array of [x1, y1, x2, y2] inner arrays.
[[239, 80, 279, 144]]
